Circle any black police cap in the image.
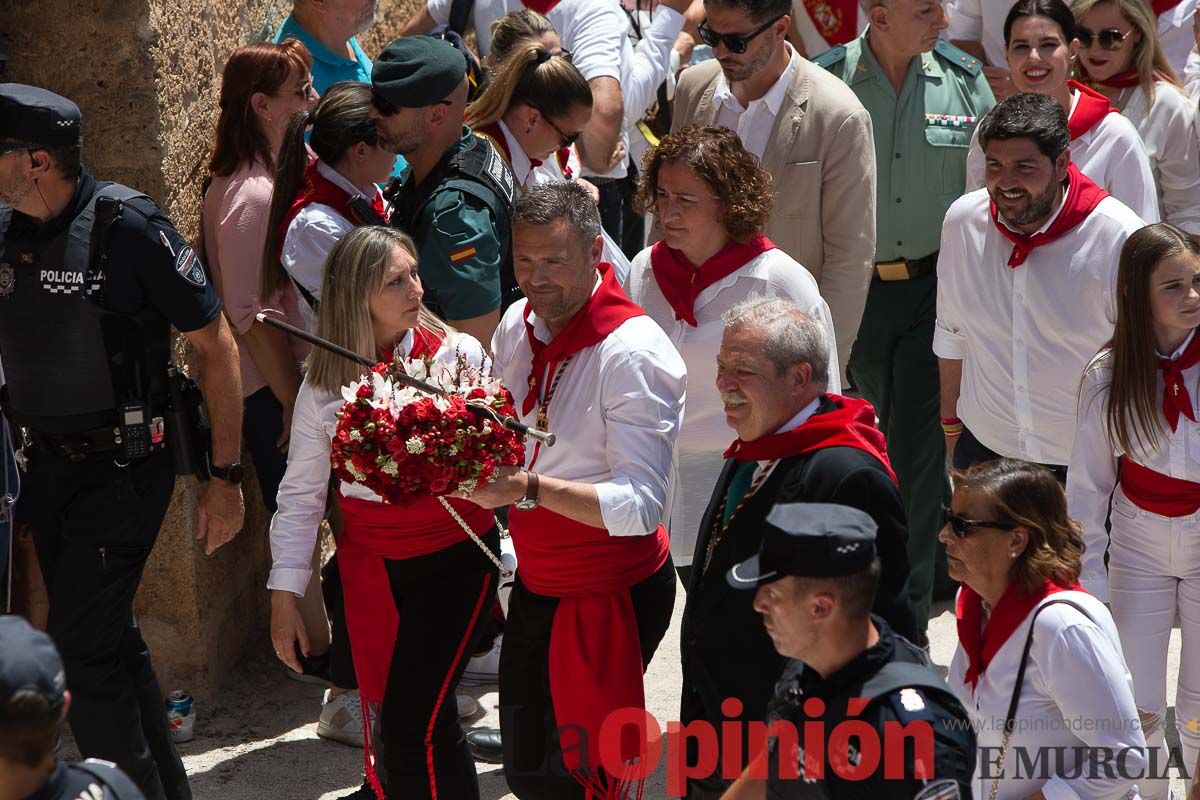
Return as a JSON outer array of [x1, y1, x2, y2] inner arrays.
[[0, 84, 81, 148], [727, 503, 878, 589], [371, 36, 466, 109], [0, 615, 66, 722]]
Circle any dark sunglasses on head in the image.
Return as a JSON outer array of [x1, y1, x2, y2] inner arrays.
[[1075, 26, 1135, 51], [943, 505, 1019, 538], [697, 13, 785, 55]]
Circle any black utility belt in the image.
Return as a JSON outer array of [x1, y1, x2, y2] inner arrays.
[[21, 415, 165, 463], [874, 251, 939, 282]]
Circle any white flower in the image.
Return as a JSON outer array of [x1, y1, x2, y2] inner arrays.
[[433, 395, 451, 412], [350, 430, 362, 442], [458, 478, 478, 494], [381, 460, 399, 476], [347, 464, 366, 482], [405, 437, 425, 454], [447, 445, 458, 456], [481, 421, 492, 435]]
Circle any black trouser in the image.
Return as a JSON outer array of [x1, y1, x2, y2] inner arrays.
[[952, 426, 1068, 484], [500, 556, 676, 800], [241, 387, 288, 514], [22, 447, 189, 800], [376, 529, 500, 800], [592, 172, 644, 259]]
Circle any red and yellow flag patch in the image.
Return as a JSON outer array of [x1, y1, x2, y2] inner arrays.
[[449, 246, 477, 264]]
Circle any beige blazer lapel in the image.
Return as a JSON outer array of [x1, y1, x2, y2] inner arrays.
[[692, 73, 723, 126], [759, 63, 811, 176]]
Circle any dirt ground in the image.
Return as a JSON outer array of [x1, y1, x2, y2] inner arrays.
[[68, 587, 1187, 799]]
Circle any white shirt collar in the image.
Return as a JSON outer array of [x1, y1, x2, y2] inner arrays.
[[497, 119, 534, 185], [398, 328, 414, 355], [1160, 328, 1197, 360], [316, 159, 371, 199], [714, 42, 798, 115], [773, 396, 822, 435]]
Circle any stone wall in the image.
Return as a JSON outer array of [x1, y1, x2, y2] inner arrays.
[[3, 0, 421, 701]]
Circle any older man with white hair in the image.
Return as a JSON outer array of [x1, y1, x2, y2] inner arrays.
[[678, 297, 916, 799]]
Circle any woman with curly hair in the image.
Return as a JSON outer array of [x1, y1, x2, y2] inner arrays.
[[1067, 223, 1200, 799], [626, 124, 838, 585], [942, 459, 1145, 800]]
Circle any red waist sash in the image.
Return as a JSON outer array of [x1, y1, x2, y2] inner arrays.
[[1120, 459, 1200, 517], [507, 505, 669, 793], [337, 493, 492, 703]]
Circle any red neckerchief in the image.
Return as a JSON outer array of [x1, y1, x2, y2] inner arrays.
[[957, 578, 1083, 690], [649, 235, 776, 327], [377, 326, 444, 363], [1068, 80, 1120, 140], [1094, 69, 1140, 89], [555, 147, 573, 178], [1159, 332, 1200, 431], [521, 0, 561, 13], [521, 262, 645, 415], [277, 159, 387, 260], [723, 394, 897, 483], [1153, 0, 1185, 12], [989, 163, 1109, 268], [801, 0, 859, 44]]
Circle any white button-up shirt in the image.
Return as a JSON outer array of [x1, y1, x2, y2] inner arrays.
[[490, 286, 687, 536], [1067, 334, 1200, 599], [267, 329, 489, 596], [948, 590, 1146, 800], [281, 160, 388, 327], [713, 44, 799, 161], [933, 186, 1144, 465], [1115, 80, 1200, 234], [965, 91, 1160, 225], [626, 247, 838, 564]]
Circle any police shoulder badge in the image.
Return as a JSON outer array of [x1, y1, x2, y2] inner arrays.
[[0, 263, 15, 298], [173, 245, 206, 288]]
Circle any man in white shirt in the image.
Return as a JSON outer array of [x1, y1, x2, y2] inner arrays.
[[460, 181, 685, 799], [672, 0, 876, 381], [935, 92, 1144, 474]]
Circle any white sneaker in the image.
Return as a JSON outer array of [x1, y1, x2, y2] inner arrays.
[[457, 692, 479, 719], [460, 634, 501, 686], [317, 689, 364, 748]]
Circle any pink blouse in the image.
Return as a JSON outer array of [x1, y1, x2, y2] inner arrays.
[[202, 159, 309, 398]]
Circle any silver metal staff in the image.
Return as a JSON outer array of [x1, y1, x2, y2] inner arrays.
[[256, 312, 556, 446]]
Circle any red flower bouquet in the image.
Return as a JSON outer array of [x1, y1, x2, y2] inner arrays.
[[331, 352, 525, 504]]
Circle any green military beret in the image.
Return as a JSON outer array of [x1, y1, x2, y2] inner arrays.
[[372, 36, 466, 109]]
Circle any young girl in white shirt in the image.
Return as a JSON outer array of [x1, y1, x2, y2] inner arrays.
[[1072, 0, 1200, 235], [1068, 223, 1200, 800]]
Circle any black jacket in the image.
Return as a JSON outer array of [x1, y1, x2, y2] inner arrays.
[[680, 397, 917, 735]]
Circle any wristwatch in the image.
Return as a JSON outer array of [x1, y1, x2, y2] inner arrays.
[[515, 471, 539, 510], [210, 462, 245, 484]]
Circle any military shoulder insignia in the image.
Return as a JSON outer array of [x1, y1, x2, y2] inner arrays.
[[934, 39, 982, 77], [174, 245, 206, 288], [900, 687, 926, 712], [812, 44, 847, 71], [0, 263, 14, 298], [913, 779, 962, 800]]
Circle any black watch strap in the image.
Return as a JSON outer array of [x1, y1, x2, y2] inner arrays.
[[210, 462, 245, 484]]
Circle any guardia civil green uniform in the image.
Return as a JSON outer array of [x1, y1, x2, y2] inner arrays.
[[816, 32, 994, 637]]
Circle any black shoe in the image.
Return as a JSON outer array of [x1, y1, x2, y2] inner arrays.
[[337, 782, 379, 799], [286, 644, 334, 688], [466, 727, 504, 764]]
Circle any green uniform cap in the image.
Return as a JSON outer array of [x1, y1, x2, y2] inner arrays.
[[372, 36, 466, 108]]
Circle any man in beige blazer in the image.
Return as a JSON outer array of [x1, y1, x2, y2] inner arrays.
[[672, 0, 876, 382]]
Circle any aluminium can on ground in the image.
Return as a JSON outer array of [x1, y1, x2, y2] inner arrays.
[[166, 690, 195, 743]]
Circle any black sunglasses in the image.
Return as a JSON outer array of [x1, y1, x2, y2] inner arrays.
[[698, 13, 785, 55], [943, 505, 1019, 539], [0, 143, 35, 158], [536, 109, 579, 148], [1075, 26, 1135, 51]]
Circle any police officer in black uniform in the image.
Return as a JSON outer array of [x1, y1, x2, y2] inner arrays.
[[0, 615, 146, 800], [0, 85, 245, 800], [370, 35, 518, 348], [723, 504, 976, 800]]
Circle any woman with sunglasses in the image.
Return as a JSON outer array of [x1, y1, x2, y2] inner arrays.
[[964, 0, 1161, 224], [1072, 0, 1200, 235], [941, 459, 1145, 800], [1067, 223, 1200, 799], [626, 124, 839, 587], [269, 225, 499, 800], [263, 81, 395, 331]]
